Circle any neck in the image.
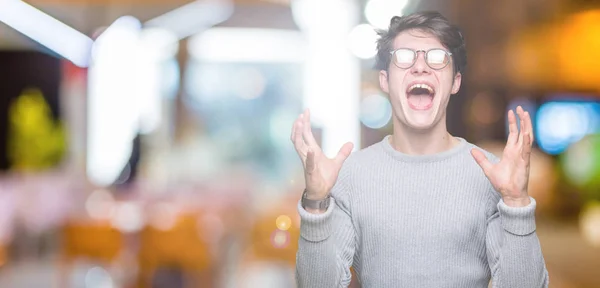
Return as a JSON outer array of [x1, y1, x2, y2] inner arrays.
[[390, 117, 458, 155]]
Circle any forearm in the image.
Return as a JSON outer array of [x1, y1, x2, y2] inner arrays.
[[296, 236, 344, 288], [296, 199, 354, 288], [491, 232, 548, 287], [489, 198, 549, 288]]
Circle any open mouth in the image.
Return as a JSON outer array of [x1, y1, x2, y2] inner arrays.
[[406, 83, 435, 110]]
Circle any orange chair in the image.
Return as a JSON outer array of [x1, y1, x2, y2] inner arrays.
[[248, 214, 299, 266], [232, 200, 300, 287], [0, 243, 7, 268], [62, 221, 123, 262], [242, 195, 300, 266], [136, 213, 215, 288], [60, 220, 124, 287]]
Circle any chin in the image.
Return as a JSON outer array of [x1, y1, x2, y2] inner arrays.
[[401, 108, 440, 130]]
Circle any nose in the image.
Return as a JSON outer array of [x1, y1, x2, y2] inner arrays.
[[410, 50, 430, 75]]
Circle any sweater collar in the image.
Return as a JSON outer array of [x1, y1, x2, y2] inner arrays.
[[380, 135, 468, 162]]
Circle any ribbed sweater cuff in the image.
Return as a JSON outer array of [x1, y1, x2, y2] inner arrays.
[[297, 198, 335, 242], [498, 196, 537, 236]]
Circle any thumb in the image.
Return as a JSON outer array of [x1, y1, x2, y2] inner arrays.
[[470, 148, 493, 176], [334, 142, 354, 166]]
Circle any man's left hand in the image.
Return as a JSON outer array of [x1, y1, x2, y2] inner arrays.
[[471, 106, 533, 207]]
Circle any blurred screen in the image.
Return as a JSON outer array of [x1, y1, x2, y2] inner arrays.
[[535, 95, 600, 155]]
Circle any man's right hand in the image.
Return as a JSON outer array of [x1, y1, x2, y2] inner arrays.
[[290, 108, 354, 201]]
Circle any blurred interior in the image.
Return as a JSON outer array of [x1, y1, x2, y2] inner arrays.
[[0, 0, 599, 287]]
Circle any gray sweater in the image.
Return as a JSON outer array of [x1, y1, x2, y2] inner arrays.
[[296, 136, 549, 288]]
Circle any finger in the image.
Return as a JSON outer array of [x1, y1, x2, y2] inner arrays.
[[524, 111, 534, 145], [302, 109, 319, 148], [522, 132, 532, 160], [516, 106, 525, 146], [518, 113, 525, 146], [507, 110, 518, 145], [470, 148, 494, 177], [306, 148, 315, 174], [334, 142, 354, 166], [516, 105, 524, 116]]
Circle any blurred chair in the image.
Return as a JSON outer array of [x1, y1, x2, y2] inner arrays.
[[0, 243, 6, 268], [241, 192, 362, 288], [59, 220, 124, 287], [244, 193, 300, 265], [247, 212, 299, 266], [136, 213, 214, 288], [233, 198, 299, 288]]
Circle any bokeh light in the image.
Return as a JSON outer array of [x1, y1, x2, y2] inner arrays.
[[580, 201, 600, 248], [536, 101, 600, 155], [84, 266, 114, 288], [561, 134, 600, 195], [270, 230, 290, 249], [348, 24, 379, 59], [110, 202, 144, 233], [360, 93, 392, 129], [556, 10, 600, 91], [148, 202, 179, 231], [275, 215, 292, 231], [85, 189, 116, 220], [364, 0, 410, 30]]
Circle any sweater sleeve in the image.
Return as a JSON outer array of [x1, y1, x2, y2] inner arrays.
[[485, 194, 549, 287], [480, 150, 549, 287], [295, 164, 357, 288]]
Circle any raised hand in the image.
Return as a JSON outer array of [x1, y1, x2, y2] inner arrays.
[[471, 106, 533, 207], [291, 109, 354, 200]]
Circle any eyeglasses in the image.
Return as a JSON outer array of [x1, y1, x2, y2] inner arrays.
[[389, 48, 452, 70]]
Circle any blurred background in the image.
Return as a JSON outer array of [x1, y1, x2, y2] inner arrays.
[[0, 0, 599, 287]]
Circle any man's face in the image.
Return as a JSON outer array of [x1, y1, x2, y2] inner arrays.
[[379, 29, 461, 131]]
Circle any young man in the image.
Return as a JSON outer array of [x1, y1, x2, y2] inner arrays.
[[291, 11, 549, 288]]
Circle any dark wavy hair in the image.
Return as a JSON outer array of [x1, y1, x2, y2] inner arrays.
[[375, 11, 467, 75]]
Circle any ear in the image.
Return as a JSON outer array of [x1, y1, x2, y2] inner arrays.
[[451, 72, 462, 94], [379, 70, 389, 94]]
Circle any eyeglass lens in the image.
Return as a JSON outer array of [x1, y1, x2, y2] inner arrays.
[[393, 48, 450, 70]]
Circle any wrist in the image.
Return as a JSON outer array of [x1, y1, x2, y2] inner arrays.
[[302, 189, 331, 212], [305, 192, 329, 201], [502, 196, 531, 207]]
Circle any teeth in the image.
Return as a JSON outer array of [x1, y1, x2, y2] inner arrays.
[[409, 83, 434, 94]]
